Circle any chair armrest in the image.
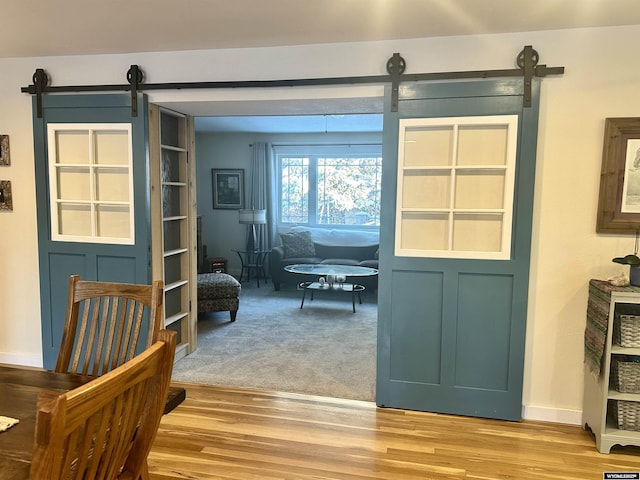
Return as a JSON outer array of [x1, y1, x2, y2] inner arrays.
[[270, 246, 285, 263], [269, 246, 287, 290], [269, 246, 285, 276]]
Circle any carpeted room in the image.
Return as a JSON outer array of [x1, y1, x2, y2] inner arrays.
[[171, 281, 378, 401], [183, 116, 383, 402]]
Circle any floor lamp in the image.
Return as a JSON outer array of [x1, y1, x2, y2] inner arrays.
[[238, 209, 266, 252]]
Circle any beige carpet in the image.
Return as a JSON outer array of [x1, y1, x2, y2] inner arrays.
[[171, 281, 378, 401]]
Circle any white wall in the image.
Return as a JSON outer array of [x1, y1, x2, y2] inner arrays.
[[1, 25, 639, 423]]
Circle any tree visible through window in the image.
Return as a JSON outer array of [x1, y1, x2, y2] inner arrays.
[[277, 145, 382, 227]]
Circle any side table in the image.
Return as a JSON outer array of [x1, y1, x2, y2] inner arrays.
[[233, 249, 270, 287]]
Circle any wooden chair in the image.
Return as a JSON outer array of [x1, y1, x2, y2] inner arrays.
[[56, 274, 164, 377], [30, 329, 177, 480]]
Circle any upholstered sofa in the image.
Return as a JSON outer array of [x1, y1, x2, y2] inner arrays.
[[269, 226, 379, 291]]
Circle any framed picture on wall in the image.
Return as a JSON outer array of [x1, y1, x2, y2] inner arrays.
[[0, 135, 10, 166], [212, 169, 244, 209], [597, 118, 640, 233], [0, 180, 13, 210]]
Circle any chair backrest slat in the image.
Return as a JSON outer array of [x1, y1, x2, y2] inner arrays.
[[127, 299, 145, 361], [56, 275, 164, 377], [102, 295, 118, 373], [92, 296, 112, 375], [110, 297, 127, 369], [31, 330, 177, 480]]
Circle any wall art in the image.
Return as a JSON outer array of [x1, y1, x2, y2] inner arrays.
[[0, 135, 9, 166], [597, 118, 640, 233], [0, 180, 12, 210], [212, 169, 244, 209]]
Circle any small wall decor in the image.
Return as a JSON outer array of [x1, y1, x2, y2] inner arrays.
[[0, 135, 9, 166], [597, 118, 640, 233], [0, 180, 12, 211], [212, 169, 244, 209]]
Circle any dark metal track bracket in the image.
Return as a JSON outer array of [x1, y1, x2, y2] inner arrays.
[[518, 45, 538, 107], [126, 65, 143, 117], [21, 46, 564, 117], [32, 68, 49, 118], [386, 53, 407, 112]]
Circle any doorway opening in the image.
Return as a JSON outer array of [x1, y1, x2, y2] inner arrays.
[[172, 108, 383, 401]]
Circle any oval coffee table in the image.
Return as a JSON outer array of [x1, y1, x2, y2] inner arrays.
[[283, 264, 379, 313]]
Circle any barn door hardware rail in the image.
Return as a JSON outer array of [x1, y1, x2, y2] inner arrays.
[[22, 45, 563, 117]]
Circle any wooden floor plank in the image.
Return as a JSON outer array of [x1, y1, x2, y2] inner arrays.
[[148, 384, 640, 480]]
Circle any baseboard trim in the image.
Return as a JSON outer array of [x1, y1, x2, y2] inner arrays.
[[523, 405, 582, 425], [0, 353, 42, 368]]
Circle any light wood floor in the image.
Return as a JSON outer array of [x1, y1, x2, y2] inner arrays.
[[148, 383, 640, 480]]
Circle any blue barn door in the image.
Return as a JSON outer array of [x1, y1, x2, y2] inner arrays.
[[32, 94, 151, 369], [376, 79, 540, 420]]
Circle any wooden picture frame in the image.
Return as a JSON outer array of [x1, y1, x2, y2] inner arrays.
[[0, 135, 10, 166], [596, 118, 640, 233], [212, 169, 244, 209], [0, 180, 12, 211]]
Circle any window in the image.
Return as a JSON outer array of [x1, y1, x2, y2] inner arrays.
[[47, 123, 134, 244], [276, 144, 382, 228], [395, 115, 518, 259]]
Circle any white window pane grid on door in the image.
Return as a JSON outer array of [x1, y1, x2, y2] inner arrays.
[[55, 130, 90, 164], [58, 204, 91, 237], [48, 123, 134, 244], [57, 167, 91, 201], [95, 204, 131, 238], [402, 169, 451, 209], [403, 126, 453, 167], [400, 212, 449, 251], [395, 115, 518, 260], [94, 130, 130, 165], [452, 213, 504, 252], [454, 170, 506, 209], [457, 125, 508, 166], [94, 167, 130, 202]]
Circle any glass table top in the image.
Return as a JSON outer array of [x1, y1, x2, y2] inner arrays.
[[284, 264, 378, 277]]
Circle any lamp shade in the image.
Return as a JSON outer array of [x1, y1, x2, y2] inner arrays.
[[238, 209, 266, 225]]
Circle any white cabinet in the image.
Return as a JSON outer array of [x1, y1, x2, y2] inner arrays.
[[583, 279, 640, 453]]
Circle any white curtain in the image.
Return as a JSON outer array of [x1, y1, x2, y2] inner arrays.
[[248, 142, 276, 250]]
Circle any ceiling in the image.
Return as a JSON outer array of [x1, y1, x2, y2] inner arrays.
[[6, 0, 639, 133], [3, 0, 640, 58]]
